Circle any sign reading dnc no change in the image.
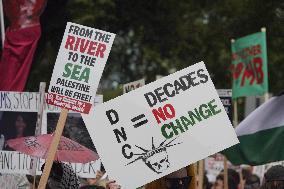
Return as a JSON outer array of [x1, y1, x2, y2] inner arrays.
[[83, 62, 239, 189]]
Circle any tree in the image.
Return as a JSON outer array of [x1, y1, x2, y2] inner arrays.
[[26, 0, 284, 99]]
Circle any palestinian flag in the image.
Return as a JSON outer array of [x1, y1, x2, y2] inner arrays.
[[223, 93, 284, 165]]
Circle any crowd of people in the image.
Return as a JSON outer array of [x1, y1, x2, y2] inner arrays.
[[23, 163, 284, 189]]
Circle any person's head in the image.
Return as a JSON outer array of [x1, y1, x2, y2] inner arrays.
[[214, 174, 224, 189], [214, 169, 240, 189], [244, 174, 260, 189], [164, 168, 192, 189], [228, 169, 240, 189], [41, 162, 64, 189], [262, 165, 284, 189], [15, 114, 28, 136], [1, 112, 36, 140]]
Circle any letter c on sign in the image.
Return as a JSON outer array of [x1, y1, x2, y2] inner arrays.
[[122, 144, 133, 159], [161, 124, 173, 139]]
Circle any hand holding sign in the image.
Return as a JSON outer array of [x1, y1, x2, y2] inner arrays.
[[83, 62, 239, 189]]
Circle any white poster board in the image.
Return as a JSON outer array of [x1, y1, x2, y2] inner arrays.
[[0, 91, 102, 178], [83, 62, 239, 188], [47, 22, 115, 114], [123, 78, 145, 93], [217, 89, 232, 122]]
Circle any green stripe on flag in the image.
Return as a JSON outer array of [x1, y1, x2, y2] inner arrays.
[[222, 125, 284, 165]]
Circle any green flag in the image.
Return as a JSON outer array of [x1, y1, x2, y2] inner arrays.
[[231, 31, 268, 99]]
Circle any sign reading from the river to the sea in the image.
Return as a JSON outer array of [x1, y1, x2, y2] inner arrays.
[[83, 62, 239, 189], [47, 22, 115, 113]]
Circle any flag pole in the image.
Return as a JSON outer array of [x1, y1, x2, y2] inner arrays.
[[193, 163, 198, 188], [38, 108, 69, 189], [0, 0, 5, 47], [224, 39, 237, 189], [32, 82, 46, 189], [261, 27, 269, 103]]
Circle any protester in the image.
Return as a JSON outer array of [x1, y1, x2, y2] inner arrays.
[[244, 174, 260, 189], [261, 165, 284, 189], [212, 169, 240, 189], [0, 0, 46, 91], [145, 166, 193, 189], [41, 161, 80, 189]]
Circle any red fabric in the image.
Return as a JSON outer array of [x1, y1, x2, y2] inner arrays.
[[0, 25, 41, 91]]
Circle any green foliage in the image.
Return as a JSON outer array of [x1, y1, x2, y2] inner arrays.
[[26, 0, 284, 98]]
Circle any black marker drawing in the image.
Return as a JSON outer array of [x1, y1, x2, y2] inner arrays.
[[126, 137, 181, 174], [131, 114, 148, 128]]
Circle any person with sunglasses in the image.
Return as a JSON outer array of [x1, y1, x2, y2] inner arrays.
[[145, 166, 194, 189]]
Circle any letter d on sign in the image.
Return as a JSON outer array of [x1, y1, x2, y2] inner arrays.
[[144, 92, 157, 107], [106, 109, 119, 125]]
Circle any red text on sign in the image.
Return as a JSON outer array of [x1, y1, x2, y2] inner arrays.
[[65, 35, 106, 58], [231, 57, 264, 86], [152, 103, 176, 124]]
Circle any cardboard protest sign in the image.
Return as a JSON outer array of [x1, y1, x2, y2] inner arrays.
[[83, 62, 239, 188], [231, 31, 268, 98], [0, 150, 101, 178], [0, 91, 102, 177], [123, 78, 145, 93], [47, 22, 115, 113], [217, 89, 232, 122]]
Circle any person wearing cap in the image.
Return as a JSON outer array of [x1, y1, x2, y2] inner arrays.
[[261, 165, 284, 189]]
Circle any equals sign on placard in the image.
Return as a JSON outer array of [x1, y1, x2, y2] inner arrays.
[[131, 114, 148, 128]]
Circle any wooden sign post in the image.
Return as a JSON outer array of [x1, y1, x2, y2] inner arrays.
[[39, 22, 115, 188], [38, 108, 68, 189]]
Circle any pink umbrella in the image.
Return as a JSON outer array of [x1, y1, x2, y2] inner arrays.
[[7, 134, 99, 163]]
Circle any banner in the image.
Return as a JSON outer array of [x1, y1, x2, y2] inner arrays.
[[231, 31, 268, 98], [0, 151, 101, 177], [123, 78, 145, 93], [0, 91, 102, 177], [83, 62, 239, 188], [217, 89, 232, 122], [47, 22, 115, 113]]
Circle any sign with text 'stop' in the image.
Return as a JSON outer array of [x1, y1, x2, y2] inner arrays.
[[47, 22, 115, 114], [82, 62, 239, 189]]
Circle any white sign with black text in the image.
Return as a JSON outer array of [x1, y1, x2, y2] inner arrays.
[[83, 62, 239, 188]]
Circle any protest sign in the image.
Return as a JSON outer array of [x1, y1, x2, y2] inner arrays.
[[46, 22, 115, 114], [217, 89, 232, 122], [83, 61, 239, 189], [123, 78, 145, 93], [0, 91, 102, 178], [0, 150, 101, 178], [231, 31, 268, 99], [44, 22, 114, 187]]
